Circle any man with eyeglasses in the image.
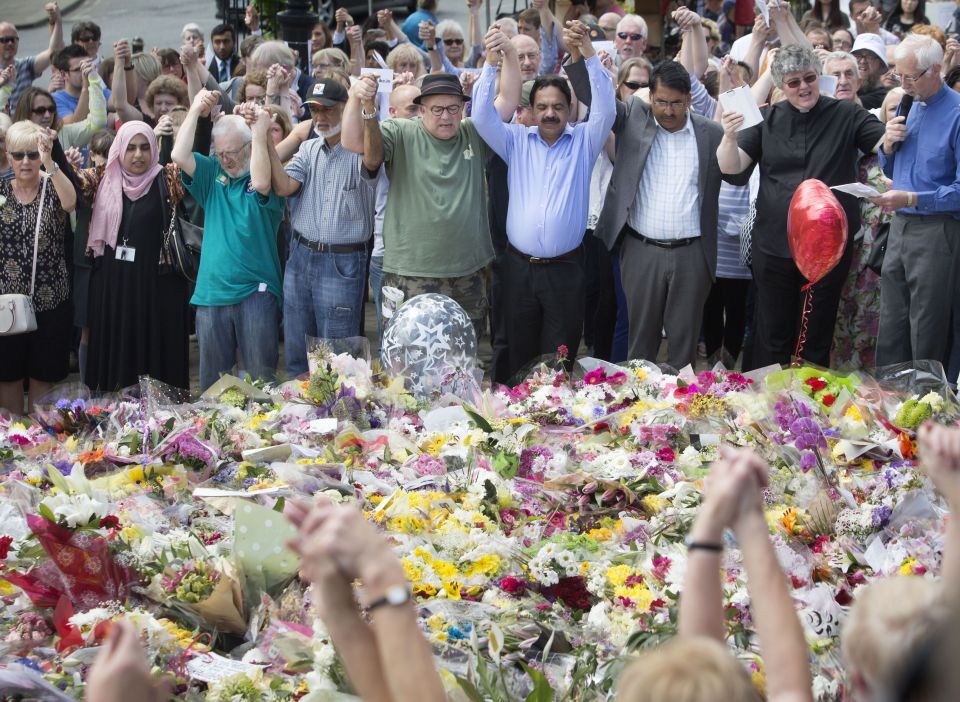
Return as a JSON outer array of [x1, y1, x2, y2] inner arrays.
[[51, 44, 109, 120], [473, 22, 613, 377], [614, 15, 647, 63], [852, 33, 890, 108], [598, 12, 621, 42], [0, 3, 65, 114], [872, 33, 960, 367], [262, 77, 378, 377], [172, 89, 285, 391], [342, 68, 519, 338], [569, 56, 751, 369]]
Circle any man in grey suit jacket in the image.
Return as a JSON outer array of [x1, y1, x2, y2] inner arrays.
[[566, 59, 749, 369]]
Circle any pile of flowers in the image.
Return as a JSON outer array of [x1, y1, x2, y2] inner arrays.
[[0, 348, 957, 700]]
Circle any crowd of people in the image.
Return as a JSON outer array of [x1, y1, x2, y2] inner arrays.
[[0, 0, 959, 413]]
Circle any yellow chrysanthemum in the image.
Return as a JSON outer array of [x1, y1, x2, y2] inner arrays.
[[844, 405, 864, 423], [463, 554, 501, 577], [606, 564, 632, 587], [588, 527, 614, 542]]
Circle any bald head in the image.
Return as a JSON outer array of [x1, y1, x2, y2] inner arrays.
[[389, 84, 422, 119], [598, 12, 620, 41], [512, 34, 541, 81]]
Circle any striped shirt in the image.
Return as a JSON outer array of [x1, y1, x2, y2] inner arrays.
[[629, 114, 701, 240], [2, 57, 37, 115], [716, 180, 752, 280], [285, 138, 376, 245]]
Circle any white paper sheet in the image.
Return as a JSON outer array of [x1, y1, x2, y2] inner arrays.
[[819, 74, 838, 97], [831, 182, 882, 198], [718, 85, 763, 130]]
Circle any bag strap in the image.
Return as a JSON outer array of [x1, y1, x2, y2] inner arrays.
[[29, 175, 49, 297]]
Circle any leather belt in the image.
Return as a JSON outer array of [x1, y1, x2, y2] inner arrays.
[[293, 231, 367, 253], [624, 225, 698, 249], [507, 242, 582, 264]]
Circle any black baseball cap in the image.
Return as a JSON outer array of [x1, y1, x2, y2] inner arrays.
[[305, 79, 349, 107], [413, 73, 466, 105]]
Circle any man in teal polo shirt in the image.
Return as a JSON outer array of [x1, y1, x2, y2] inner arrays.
[[173, 90, 284, 391]]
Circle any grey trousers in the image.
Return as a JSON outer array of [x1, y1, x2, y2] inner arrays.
[[877, 213, 960, 367], [619, 233, 712, 369]]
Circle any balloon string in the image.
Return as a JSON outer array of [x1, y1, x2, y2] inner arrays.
[[794, 284, 814, 362]]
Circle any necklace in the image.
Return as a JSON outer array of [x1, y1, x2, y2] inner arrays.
[[11, 180, 40, 205]]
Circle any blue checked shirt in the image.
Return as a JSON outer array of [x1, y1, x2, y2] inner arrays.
[[628, 113, 701, 241], [285, 138, 376, 245], [472, 54, 616, 258]]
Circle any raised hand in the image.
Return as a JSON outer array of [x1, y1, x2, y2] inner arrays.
[[350, 73, 379, 109], [191, 89, 220, 117], [419, 21, 437, 48], [85, 621, 170, 702], [335, 7, 354, 32], [245, 3, 260, 32], [721, 110, 745, 138]]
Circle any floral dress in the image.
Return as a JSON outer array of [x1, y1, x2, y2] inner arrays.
[[830, 156, 888, 369]]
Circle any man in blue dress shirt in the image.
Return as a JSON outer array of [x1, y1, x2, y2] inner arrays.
[[873, 33, 960, 367], [473, 21, 615, 377]]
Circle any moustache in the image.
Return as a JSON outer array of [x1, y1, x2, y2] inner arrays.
[[541, 117, 560, 124]]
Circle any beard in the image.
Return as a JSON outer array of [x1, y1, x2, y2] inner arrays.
[[317, 123, 342, 139]]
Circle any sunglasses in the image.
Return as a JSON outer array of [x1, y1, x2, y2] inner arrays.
[[784, 72, 818, 89], [443, 38, 464, 46], [32, 106, 56, 115], [622, 80, 647, 90], [0, 36, 19, 44], [9, 151, 41, 161], [618, 32, 643, 41], [76, 35, 98, 42]]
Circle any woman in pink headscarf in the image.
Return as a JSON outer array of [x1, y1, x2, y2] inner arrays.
[[77, 121, 190, 393]]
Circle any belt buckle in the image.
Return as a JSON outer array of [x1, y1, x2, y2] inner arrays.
[[529, 254, 542, 263]]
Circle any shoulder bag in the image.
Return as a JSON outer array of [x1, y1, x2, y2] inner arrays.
[[159, 171, 203, 283], [865, 222, 890, 275], [0, 176, 49, 336]]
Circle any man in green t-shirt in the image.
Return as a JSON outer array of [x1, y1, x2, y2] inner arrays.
[[341, 72, 517, 334], [173, 89, 284, 391]]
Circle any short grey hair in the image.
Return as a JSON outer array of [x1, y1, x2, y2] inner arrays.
[[497, 17, 518, 38], [435, 20, 464, 40], [250, 40, 296, 71], [212, 115, 252, 144], [181, 22, 203, 43], [823, 51, 860, 79], [893, 33, 944, 72], [618, 14, 648, 39], [771, 45, 822, 89]]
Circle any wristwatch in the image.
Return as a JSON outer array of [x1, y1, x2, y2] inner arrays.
[[365, 584, 412, 612], [361, 106, 378, 120]]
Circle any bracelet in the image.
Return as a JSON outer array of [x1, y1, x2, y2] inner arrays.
[[361, 107, 378, 120], [124, 64, 134, 71], [907, 191, 916, 207], [686, 541, 724, 553]]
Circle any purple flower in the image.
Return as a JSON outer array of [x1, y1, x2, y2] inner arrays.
[[799, 450, 817, 473], [871, 505, 893, 529], [55, 399, 71, 411], [71, 399, 87, 413]]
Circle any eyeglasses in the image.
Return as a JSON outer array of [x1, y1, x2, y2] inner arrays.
[[213, 143, 250, 160], [76, 35, 98, 42], [313, 62, 336, 70], [783, 72, 818, 89], [32, 106, 56, 115], [443, 38, 464, 46], [652, 98, 687, 110], [891, 67, 929, 83], [428, 103, 463, 116], [9, 151, 41, 161], [622, 80, 647, 90], [618, 32, 644, 41], [600, 25, 618, 34], [0, 36, 19, 44]]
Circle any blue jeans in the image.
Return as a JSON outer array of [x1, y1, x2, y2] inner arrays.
[[196, 291, 280, 391], [283, 240, 367, 377], [369, 254, 385, 344]]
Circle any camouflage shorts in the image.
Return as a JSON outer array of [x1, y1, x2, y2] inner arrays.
[[383, 270, 488, 339]]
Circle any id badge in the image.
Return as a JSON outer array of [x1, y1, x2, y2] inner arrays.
[[115, 245, 136, 262]]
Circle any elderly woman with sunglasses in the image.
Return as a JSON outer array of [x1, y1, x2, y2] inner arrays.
[[717, 44, 885, 370], [0, 121, 77, 415]]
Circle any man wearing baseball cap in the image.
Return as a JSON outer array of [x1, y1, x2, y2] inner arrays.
[[341, 64, 520, 338], [264, 76, 379, 377], [852, 33, 890, 108]]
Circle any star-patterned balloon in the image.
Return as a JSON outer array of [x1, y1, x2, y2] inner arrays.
[[380, 294, 480, 399]]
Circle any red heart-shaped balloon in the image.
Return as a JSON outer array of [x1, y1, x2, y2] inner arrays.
[[787, 179, 848, 285]]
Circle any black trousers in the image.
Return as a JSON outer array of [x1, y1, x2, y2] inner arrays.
[[703, 278, 750, 359], [749, 242, 853, 370], [489, 247, 512, 384], [502, 247, 585, 381]]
